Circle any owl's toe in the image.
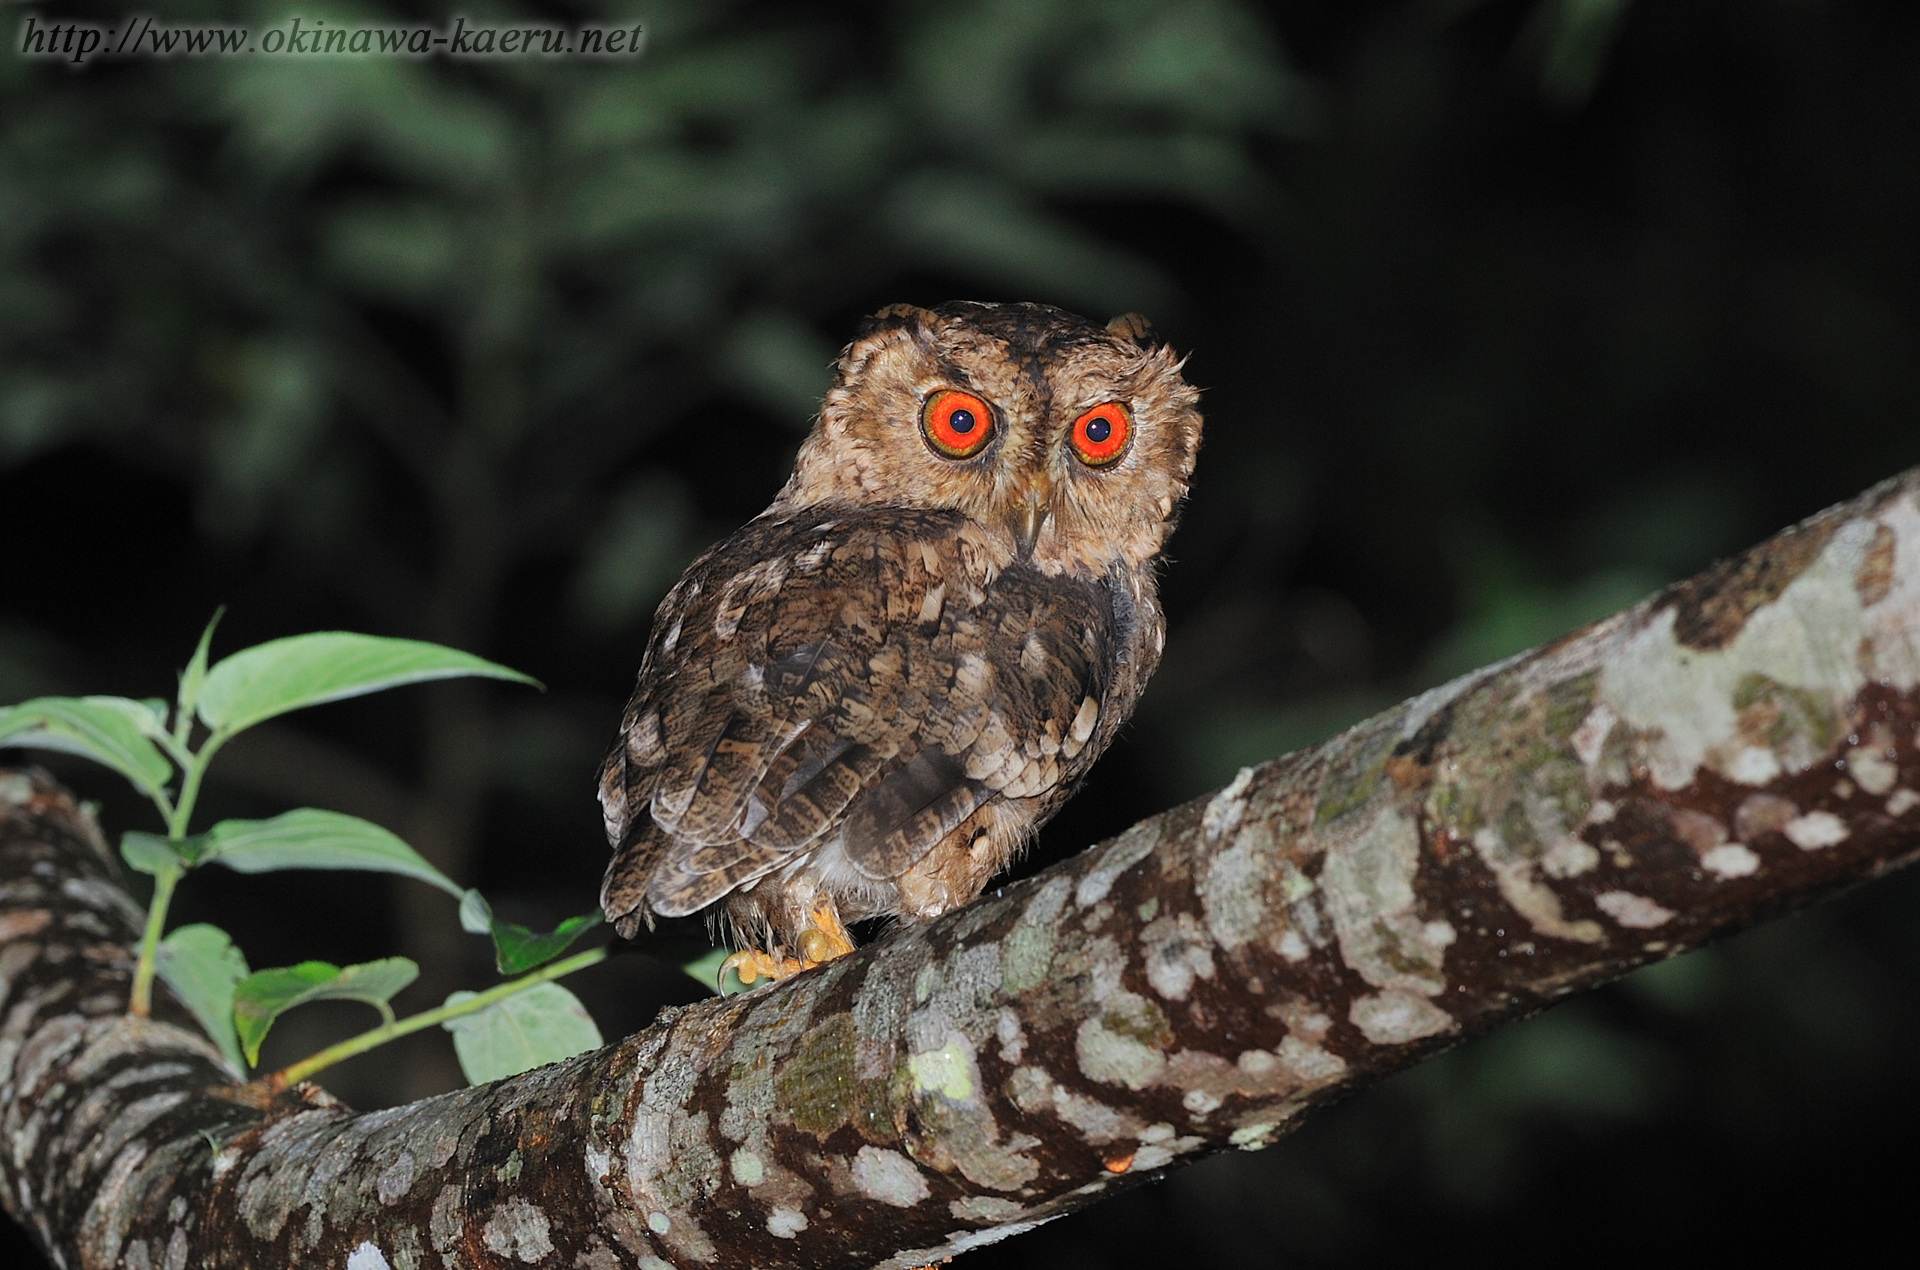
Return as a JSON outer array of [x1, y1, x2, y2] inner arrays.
[[800, 895, 857, 963], [719, 948, 805, 988]]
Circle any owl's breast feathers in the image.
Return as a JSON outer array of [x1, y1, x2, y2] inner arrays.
[[597, 505, 1161, 940]]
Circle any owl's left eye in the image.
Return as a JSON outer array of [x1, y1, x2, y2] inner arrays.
[[921, 389, 995, 459], [1069, 402, 1132, 467]]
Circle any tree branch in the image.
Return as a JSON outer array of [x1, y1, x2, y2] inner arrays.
[[5, 469, 1920, 1269]]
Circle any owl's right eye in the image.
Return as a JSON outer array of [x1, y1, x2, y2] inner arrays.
[[921, 389, 995, 459]]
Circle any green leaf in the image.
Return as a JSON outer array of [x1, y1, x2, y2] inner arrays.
[[0, 696, 176, 799], [195, 632, 540, 736], [233, 957, 419, 1065], [441, 983, 602, 1084], [155, 924, 250, 1071], [120, 831, 207, 876], [176, 607, 225, 726], [493, 912, 602, 976], [459, 889, 602, 974], [200, 809, 463, 897], [459, 888, 494, 934]]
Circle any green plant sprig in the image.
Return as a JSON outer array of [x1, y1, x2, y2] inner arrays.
[[0, 613, 620, 1088], [263, 945, 608, 1092]]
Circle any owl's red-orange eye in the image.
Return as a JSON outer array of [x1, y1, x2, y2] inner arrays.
[[921, 389, 995, 459], [1069, 402, 1131, 467]]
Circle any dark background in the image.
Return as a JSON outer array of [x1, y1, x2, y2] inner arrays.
[[6, 0, 1920, 1264]]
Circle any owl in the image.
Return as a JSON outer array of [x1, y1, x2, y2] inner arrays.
[[598, 301, 1203, 985]]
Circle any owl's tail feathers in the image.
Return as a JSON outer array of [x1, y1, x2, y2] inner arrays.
[[601, 811, 669, 940]]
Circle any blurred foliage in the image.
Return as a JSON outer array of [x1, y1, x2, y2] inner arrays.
[[6, 0, 1920, 1266]]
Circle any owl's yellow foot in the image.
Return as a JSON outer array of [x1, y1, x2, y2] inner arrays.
[[720, 898, 858, 988], [796, 895, 856, 964], [719, 948, 806, 988]]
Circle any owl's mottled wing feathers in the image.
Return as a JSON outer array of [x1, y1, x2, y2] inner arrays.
[[598, 505, 1118, 936]]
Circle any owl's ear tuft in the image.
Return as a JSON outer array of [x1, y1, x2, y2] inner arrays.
[[859, 304, 937, 338], [1106, 313, 1158, 348]]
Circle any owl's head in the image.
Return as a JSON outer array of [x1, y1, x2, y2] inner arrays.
[[775, 301, 1204, 578]]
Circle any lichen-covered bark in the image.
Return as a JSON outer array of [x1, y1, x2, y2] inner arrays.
[[6, 469, 1920, 1270]]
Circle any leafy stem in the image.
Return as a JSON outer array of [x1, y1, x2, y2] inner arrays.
[[127, 860, 182, 1017], [261, 944, 607, 1092], [128, 730, 221, 1017], [166, 733, 223, 839]]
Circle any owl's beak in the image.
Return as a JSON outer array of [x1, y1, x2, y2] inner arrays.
[[1015, 478, 1051, 554]]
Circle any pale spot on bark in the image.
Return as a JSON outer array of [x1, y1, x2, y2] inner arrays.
[[1277, 1034, 1348, 1082], [1702, 843, 1761, 878], [1051, 1083, 1137, 1142], [1888, 788, 1920, 816], [1727, 746, 1783, 785], [480, 1198, 556, 1260], [1846, 745, 1898, 795], [1600, 516, 1888, 788], [767, 1206, 809, 1238], [1541, 837, 1599, 879], [995, 1008, 1026, 1064], [1349, 990, 1455, 1045], [1077, 991, 1168, 1090], [1323, 806, 1456, 987], [951, 1196, 1025, 1223], [1131, 1137, 1198, 1171], [1229, 1122, 1278, 1150], [1237, 1048, 1278, 1077], [1784, 811, 1850, 850], [1074, 823, 1157, 909], [1198, 823, 1276, 953], [1595, 891, 1675, 928], [852, 1146, 930, 1207], [941, 1218, 1051, 1258], [1201, 767, 1255, 840], [729, 1149, 764, 1187], [1141, 913, 1215, 1001], [909, 1041, 975, 1101], [1470, 827, 1604, 945], [346, 1242, 392, 1270], [1002, 880, 1068, 992], [1570, 703, 1617, 766], [375, 1148, 416, 1206]]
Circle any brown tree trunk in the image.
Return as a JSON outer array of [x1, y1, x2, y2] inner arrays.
[[5, 468, 1920, 1269]]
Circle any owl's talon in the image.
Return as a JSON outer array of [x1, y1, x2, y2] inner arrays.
[[718, 949, 790, 989]]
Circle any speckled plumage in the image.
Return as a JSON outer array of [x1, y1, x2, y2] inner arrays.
[[598, 301, 1203, 960]]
